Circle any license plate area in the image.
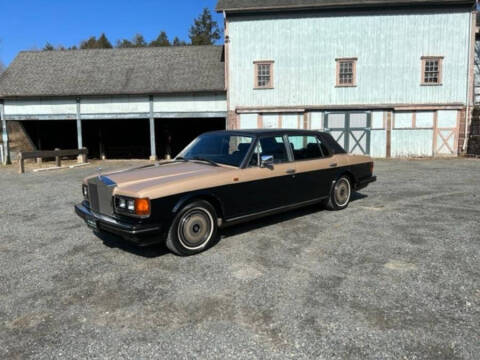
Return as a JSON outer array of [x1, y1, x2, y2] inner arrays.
[[86, 217, 98, 230]]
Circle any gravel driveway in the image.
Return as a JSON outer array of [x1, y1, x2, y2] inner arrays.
[[0, 159, 479, 359]]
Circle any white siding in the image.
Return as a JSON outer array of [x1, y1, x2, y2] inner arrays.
[[5, 99, 76, 115], [81, 96, 149, 114], [153, 94, 226, 113]]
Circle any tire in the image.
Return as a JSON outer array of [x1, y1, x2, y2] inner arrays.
[[166, 200, 218, 256], [325, 175, 352, 211]]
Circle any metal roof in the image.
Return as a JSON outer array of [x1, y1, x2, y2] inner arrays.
[[216, 0, 475, 12], [0, 45, 225, 98]]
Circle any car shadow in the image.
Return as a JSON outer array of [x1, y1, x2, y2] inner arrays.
[[95, 231, 169, 258], [95, 192, 368, 258], [221, 192, 368, 239]]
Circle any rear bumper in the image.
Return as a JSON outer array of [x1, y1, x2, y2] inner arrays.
[[356, 175, 377, 190], [74, 202, 162, 245]]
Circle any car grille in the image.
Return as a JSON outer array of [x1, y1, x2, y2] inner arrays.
[[88, 177, 115, 216]]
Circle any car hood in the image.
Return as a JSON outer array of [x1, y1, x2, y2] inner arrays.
[[90, 161, 236, 198]]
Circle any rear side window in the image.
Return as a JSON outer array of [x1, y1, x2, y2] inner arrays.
[[288, 135, 325, 160], [318, 133, 346, 154], [249, 136, 289, 166]]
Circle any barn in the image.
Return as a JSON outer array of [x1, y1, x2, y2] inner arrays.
[[218, 0, 477, 158], [0, 46, 226, 162], [1, 0, 478, 164]]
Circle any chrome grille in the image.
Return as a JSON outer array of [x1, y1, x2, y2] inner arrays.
[[88, 183, 99, 212], [88, 176, 116, 216]]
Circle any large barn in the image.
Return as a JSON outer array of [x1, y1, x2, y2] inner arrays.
[[0, 46, 227, 162], [0, 0, 478, 163]]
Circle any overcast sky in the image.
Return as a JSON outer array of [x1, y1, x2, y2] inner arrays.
[[0, 0, 223, 65]]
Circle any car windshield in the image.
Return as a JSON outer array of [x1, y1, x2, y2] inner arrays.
[[177, 133, 254, 167]]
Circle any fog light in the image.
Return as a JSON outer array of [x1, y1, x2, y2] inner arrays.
[[127, 200, 135, 211], [119, 198, 126, 208]]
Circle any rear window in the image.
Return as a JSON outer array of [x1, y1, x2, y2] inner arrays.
[[318, 133, 345, 154]]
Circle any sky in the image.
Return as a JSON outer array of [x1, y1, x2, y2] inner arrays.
[[0, 0, 223, 66]]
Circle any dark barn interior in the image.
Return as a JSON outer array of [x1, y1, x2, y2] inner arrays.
[[82, 119, 150, 159], [21, 118, 226, 160], [155, 118, 226, 159], [22, 120, 77, 151]]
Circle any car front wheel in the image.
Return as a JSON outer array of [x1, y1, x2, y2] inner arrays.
[[166, 200, 218, 256], [325, 175, 352, 210]]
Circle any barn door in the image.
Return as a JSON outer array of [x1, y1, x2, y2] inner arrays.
[[325, 112, 371, 154]]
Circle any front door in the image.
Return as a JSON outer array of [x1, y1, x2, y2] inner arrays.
[[325, 112, 371, 154], [221, 135, 297, 219]]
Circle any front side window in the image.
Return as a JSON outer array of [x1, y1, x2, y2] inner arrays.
[[336, 58, 357, 86], [421, 56, 443, 85], [288, 136, 325, 161], [249, 136, 288, 166], [178, 134, 253, 167], [254, 61, 274, 89]]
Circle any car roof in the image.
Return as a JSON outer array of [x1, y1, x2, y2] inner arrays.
[[204, 129, 325, 137]]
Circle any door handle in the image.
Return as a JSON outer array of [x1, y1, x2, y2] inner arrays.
[[329, 163, 338, 168], [286, 169, 296, 174]]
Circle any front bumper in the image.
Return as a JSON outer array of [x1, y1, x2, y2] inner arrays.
[[356, 175, 377, 190], [74, 202, 162, 245]]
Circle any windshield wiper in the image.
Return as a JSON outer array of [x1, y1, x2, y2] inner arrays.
[[191, 157, 219, 167]]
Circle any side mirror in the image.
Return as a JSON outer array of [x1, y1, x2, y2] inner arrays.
[[260, 155, 274, 168]]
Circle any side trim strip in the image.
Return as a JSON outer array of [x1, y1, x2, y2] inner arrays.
[[224, 196, 328, 225]]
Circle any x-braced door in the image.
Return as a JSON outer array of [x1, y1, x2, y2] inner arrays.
[[324, 112, 371, 155]]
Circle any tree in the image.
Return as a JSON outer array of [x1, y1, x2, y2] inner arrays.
[[80, 33, 112, 49], [97, 33, 113, 48], [132, 34, 147, 47], [0, 60, 5, 74], [189, 8, 221, 45], [43, 42, 55, 51], [172, 37, 187, 46], [116, 33, 147, 48], [150, 31, 170, 47]]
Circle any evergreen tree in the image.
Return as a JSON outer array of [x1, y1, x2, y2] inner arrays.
[[172, 37, 187, 46], [133, 34, 147, 47], [150, 31, 170, 47], [189, 8, 221, 45], [116, 39, 134, 48], [97, 33, 113, 48], [43, 42, 55, 51], [80, 33, 112, 49], [0, 60, 5, 74]]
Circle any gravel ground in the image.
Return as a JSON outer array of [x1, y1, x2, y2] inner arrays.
[[0, 158, 479, 359]]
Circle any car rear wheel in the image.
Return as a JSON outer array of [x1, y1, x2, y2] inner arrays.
[[166, 200, 218, 256], [325, 175, 352, 211]]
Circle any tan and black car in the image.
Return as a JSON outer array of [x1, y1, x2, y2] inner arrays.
[[75, 129, 376, 255]]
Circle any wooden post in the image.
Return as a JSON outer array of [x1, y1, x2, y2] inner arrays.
[[55, 148, 61, 167], [18, 153, 24, 174]]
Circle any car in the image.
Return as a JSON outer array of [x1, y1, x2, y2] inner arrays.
[[75, 129, 376, 255]]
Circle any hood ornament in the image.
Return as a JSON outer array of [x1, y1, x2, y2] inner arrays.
[[97, 167, 103, 178]]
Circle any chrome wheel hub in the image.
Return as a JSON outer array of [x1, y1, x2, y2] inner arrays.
[[334, 179, 351, 206], [178, 208, 214, 250]]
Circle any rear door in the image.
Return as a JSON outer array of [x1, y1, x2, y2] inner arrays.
[[286, 134, 337, 202]]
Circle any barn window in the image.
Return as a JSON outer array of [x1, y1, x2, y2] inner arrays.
[[421, 56, 443, 85], [336, 58, 357, 86], [254, 61, 274, 89]]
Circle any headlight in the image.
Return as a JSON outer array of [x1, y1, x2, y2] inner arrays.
[[82, 184, 88, 198], [114, 196, 150, 217]]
